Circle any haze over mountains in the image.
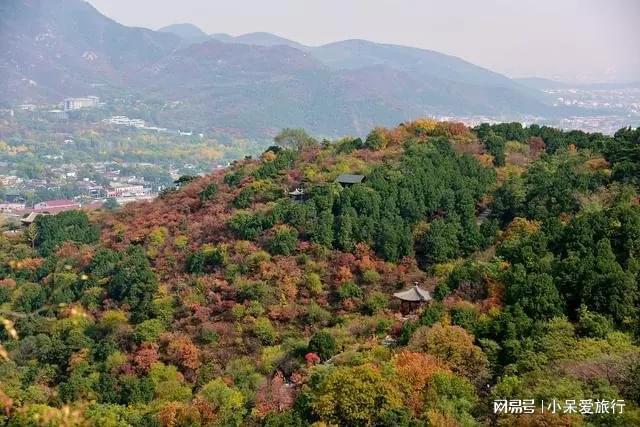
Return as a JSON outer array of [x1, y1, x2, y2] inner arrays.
[[1, 0, 567, 137]]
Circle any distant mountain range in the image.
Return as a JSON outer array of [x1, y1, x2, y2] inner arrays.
[[1, 0, 561, 137]]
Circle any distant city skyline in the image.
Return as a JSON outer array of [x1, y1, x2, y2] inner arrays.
[[87, 0, 640, 83]]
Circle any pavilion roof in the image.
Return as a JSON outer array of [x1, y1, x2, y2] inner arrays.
[[393, 284, 432, 302], [335, 174, 365, 184]]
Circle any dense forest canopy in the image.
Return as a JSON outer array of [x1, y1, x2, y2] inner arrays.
[[1, 120, 640, 426]]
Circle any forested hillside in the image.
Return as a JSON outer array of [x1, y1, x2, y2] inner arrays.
[[1, 120, 640, 426]]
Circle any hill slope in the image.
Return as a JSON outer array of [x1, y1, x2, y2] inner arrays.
[[2, 121, 640, 425]]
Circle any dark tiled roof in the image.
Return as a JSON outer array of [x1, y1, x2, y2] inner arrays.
[[335, 174, 365, 184], [393, 285, 432, 302]]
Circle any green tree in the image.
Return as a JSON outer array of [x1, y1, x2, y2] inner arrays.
[[483, 132, 506, 166], [198, 379, 246, 426], [107, 246, 158, 322], [267, 226, 298, 256], [364, 128, 388, 150], [274, 128, 316, 150], [308, 331, 338, 361], [35, 210, 99, 255], [505, 266, 563, 321], [199, 183, 218, 203], [310, 364, 403, 426], [420, 219, 461, 264]]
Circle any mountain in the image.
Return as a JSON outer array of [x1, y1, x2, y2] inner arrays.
[[134, 40, 551, 136], [158, 23, 209, 42], [211, 31, 306, 50], [0, 0, 182, 103], [0, 0, 555, 137]]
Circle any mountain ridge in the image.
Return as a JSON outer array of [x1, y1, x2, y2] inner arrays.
[[158, 23, 210, 42], [0, 0, 555, 137]]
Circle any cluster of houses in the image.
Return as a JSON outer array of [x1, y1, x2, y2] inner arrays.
[[0, 198, 93, 227], [0, 163, 158, 228]]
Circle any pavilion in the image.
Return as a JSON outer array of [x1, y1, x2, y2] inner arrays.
[[335, 174, 366, 187], [288, 188, 305, 202], [393, 282, 432, 314]]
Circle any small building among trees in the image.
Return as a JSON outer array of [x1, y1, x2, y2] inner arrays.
[[335, 174, 366, 187], [288, 188, 305, 202], [393, 283, 432, 314]]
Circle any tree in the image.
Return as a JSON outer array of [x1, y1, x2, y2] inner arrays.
[[310, 364, 403, 426], [198, 379, 246, 426], [107, 246, 158, 322], [199, 182, 218, 203], [134, 319, 165, 343], [274, 128, 316, 150], [228, 211, 266, 240], [23, 223, 38, 249], [164, 334, 201, 371], [174, 175, 198, 187], [483, 132, 506, 166], [35, 210, 99, 255], [408, 323, 489, 384], [13, 282, 46, 312], [393, 351, 450, 413], [419, 219, 461, 265], [148, 362, 192, 402], [585, 239, 637, 323], [267, 226, 298, 256], [364, 128, 388, 150], [308, 331, 337, 361], [311, 210, 334, 248], [505, 266, 563, 321], [424, 372, 478, 426]]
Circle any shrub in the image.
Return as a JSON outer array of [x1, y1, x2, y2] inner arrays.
[[304, 272, 323, 295], [199, 183, 218, 203], [198, 379, 246, 426], [237, 281, 269, 302], [267, 226, 298, 256], [308, 330, 338, 361], [233, 188, 253, 208], [174, 235, 188, 249], [337, 282, 363, 301], [228, 211, 266, 240], [224, 170, 245, 187], [363, 291, 389, 314], [254, 317, 277, 345], [577, 306, 613, 338], [361, 269, 381, 285], [134, 319, 166, 343], [305, 302, 332, 324]]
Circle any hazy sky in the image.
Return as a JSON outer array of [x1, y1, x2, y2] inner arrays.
[[88, 0, 640, 83]]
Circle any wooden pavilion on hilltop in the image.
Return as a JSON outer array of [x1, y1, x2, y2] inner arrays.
[[393, 282, 432, 314]]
